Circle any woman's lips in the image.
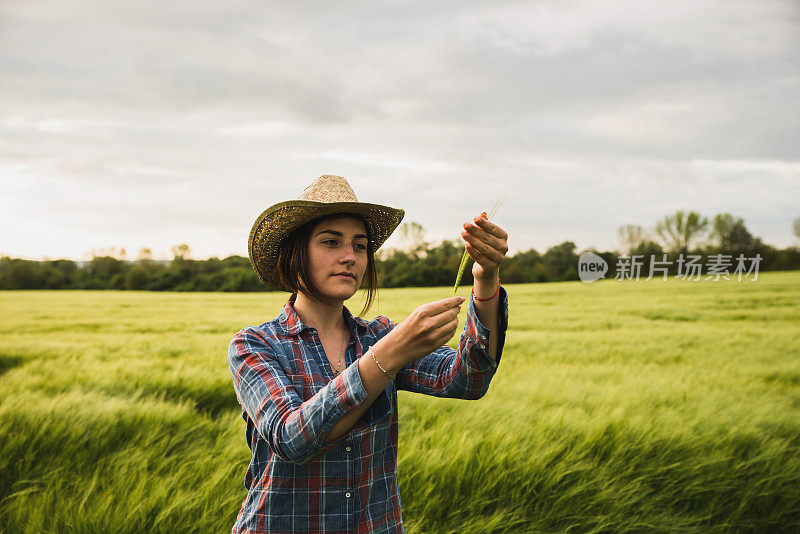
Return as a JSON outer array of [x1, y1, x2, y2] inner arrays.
[[334, 273, 355, 280]]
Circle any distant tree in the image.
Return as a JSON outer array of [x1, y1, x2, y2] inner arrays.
[[543, 241, 579, 281], [201, 257, 223, 274], [654, 210, 709, 254], [502, 248, 544, 283], [125, 265, 150, 290], [395, 222, 429, 260], [110, 272, 126, 290], [631, 240, 664, 255], [221, 255, 251, 269], [629, 240, 667, 275], [86, 256, 124, 283], [137, 247, 153, 261], [617, 224, 646, 255], [710, 214, 742, 248], [6, 259, 39, 289], [725, 222, 757, 253], [219, 268, 264, 291], [91, 246, 125, 259], [171, 243, 191, 260], [42, 260, 76, 289], [793, 216, 800, 243]]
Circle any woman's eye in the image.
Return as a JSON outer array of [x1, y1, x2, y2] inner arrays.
[[321, 239, 366, 250]]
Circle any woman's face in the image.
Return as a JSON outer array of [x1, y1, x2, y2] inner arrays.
[[304, 216, 369, 303]]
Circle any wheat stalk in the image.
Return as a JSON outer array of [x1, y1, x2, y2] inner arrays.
[[453, 193, 507, 295]]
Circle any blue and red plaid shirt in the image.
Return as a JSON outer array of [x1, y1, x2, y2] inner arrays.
[[226, 287, 509, 533]]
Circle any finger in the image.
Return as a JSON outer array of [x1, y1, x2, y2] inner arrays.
[[474, 215, 509, 240], [464, 241, 481, 263], [420, 296, 466, 316], [428, 306, 461, 329], [462, 221, 508, 254], [433, 316, 460, 344], [461, 232, 504, 264]]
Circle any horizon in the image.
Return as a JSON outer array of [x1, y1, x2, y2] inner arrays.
[[3, 218, 796, 264]]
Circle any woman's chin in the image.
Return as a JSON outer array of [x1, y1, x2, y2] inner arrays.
[[321, 286, 359, 302]]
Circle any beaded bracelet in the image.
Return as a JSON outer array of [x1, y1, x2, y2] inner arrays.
[[367, 346, 394, 380], [472, 278, 501, 301]]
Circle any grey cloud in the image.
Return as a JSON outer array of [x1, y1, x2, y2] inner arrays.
[[1, 0, 798, 258]]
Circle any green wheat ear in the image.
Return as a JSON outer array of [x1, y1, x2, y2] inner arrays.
[[453, 193, 507, 296]]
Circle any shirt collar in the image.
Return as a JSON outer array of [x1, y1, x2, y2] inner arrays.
[[278, 300, 370, 337]]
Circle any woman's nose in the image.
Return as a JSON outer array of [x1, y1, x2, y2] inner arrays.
[[341, 244, 357, 263]]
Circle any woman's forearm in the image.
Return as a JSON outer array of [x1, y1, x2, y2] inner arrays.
[[472, 276, 500, 361], [324, 338, 405, 443], [324, 295, 464, 442]]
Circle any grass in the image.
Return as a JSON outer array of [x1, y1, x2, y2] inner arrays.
[[1, 271, 799, 532]]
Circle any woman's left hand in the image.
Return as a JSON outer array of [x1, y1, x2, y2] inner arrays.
[[461, 212, 509, 282]]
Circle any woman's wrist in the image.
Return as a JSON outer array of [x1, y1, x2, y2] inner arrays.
[[367, 346, 394, 379], [365, 337, 406, 377], [472, 273, 500, 300]]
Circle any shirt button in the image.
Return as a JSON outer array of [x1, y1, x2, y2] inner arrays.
[[345, 492, 351, 498]]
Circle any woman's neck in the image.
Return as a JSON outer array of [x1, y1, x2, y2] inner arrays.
[[292, 292, 346, 336]]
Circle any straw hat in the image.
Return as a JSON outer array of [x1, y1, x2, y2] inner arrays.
[[248, 175, 405, 291]]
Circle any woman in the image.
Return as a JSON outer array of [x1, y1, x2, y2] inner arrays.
[[227, 175, 509, 533]]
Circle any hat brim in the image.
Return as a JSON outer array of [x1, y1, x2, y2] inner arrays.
[[248, 200, 405, 291]]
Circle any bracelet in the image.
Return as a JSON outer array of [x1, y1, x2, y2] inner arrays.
[[472, 278, 501, 301], [367, 346, 394, 380]]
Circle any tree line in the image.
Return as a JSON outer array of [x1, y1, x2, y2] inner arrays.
[[2, 211, 799, 291]]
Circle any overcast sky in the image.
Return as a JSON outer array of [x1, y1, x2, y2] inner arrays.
[[1, 0, 798, 261]]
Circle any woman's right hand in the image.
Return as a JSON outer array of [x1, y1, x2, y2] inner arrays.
[[379, 296, 465, 368]]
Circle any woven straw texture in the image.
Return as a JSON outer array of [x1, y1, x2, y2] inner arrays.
[[248, 175, 405, 291]]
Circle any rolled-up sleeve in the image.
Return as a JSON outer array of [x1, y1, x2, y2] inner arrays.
[[227, 327, 369, 465], [393, 286, 509, 399]]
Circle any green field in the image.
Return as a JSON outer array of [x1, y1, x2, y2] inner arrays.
[[1, 272, 799, 533]]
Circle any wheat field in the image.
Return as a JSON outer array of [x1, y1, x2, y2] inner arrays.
[[1, 271, 799, 532]]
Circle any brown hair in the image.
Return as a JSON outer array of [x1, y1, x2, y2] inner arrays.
[[277, 213, 378, 317]]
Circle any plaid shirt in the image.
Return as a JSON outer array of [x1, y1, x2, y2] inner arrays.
[[227, 287, 508, 534]]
